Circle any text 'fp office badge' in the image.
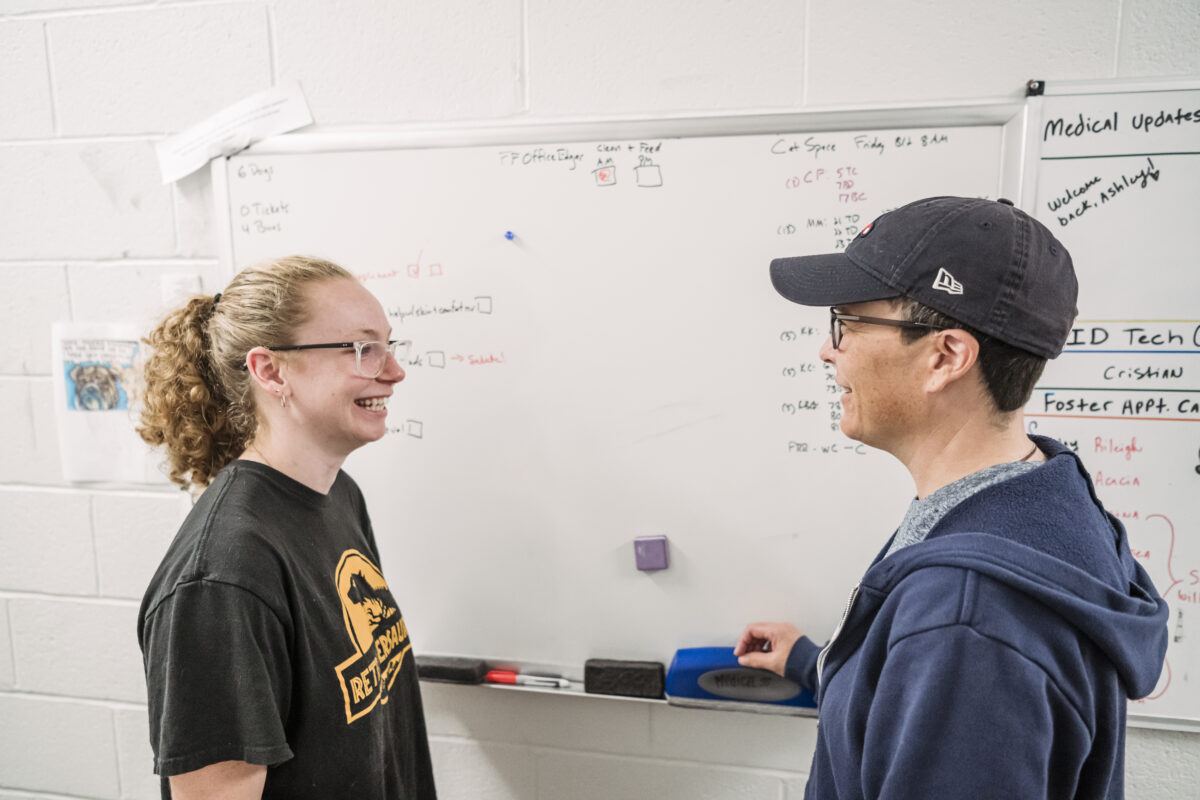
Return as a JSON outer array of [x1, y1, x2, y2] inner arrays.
[[334, 550, 411, 723]]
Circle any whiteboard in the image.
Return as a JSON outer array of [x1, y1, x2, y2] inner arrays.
[[1023, 77, 1200, 729], [214, 106, 1022, 681]]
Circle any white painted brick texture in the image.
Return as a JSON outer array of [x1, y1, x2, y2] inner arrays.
[[650, 702, 817, 771], [173, 170, 218, 259], [0, 601, 14, 689], [9, 598, 144, 702], [47, 4, 271, 137], [429, 739, 535, 800], [115, 707, 159, 800], [270, 0, 524, 123], [0, 695, 120, 798], [0, 142, 174, 261], [0, 490, 94, 593], [1119, 0, 1200, 75], [92, 492, 187, 600], [0, 20, 54, 140], [0, 379, 63, 485], [528, 0, 805, 115], [0, 264, 69, 376], [66, 261, 222, 333], [805, 0, 1121, 105], [536, 750, 785, 800]]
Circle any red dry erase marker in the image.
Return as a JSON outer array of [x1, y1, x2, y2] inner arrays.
[[485, 670, 570, 689]]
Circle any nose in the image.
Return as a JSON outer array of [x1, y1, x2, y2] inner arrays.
[[378, 352, 406, 383], [819, 335, 837, 365]]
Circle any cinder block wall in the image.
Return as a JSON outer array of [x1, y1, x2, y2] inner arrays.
[[2, 1, 1198, 798]]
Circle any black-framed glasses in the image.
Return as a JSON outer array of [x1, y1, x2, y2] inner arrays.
[[261, 340, 411, 378], [830, 309, 944, 350]]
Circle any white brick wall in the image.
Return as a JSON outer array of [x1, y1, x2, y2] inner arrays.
[[0, 695, 121, 798], [9, 598, 144, 703], [0, 380, 63, 485], [92, 493, 189, 601], [270, 0, 526, 123], [0, 142, 175, 260], [0, 601, 14, 689], [47, 5, 272, 137], [527, 0, 806, 114], [0, 264, 69, 375], [114, 706, 160, 800], [2, 0, 1198, 796], [423, 683, 819, 795], [0, 491, 95, 593], [66, 260, 221, 330], [1119, 0, 1200, 75], [0, 20, 53, 140], [804, 0, 1120, 106]]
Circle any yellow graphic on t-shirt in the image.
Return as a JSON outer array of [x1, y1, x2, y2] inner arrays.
[[334, 550, 411, 724]]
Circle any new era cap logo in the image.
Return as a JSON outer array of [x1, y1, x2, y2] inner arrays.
[[933, 268, 963, 295]]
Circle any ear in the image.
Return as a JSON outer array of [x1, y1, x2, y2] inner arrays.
[[924, 328, 980, 394], [244, 346, 288, 399]]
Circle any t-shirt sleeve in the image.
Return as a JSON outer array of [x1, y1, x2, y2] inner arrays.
[[141, 579, 295, 776]]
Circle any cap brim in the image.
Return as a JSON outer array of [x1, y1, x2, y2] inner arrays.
[[769, 253, 900, 307]]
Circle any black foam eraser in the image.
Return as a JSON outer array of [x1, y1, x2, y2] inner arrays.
[[584, 658, 665, 699], [416, 655, 488, 684]]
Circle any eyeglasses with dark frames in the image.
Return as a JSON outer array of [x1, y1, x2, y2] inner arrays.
[[829, 309, 944, 350], [247, 340, 411, 378]]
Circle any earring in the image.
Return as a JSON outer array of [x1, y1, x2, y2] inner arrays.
[[280, 393, 287, 409]]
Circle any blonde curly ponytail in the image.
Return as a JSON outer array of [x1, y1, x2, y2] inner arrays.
[[138, 256, 354, 489]]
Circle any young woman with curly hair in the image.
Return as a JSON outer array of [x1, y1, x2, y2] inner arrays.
[[136, 256, 435, 799]]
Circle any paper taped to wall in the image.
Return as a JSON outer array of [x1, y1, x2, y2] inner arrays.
[[51, 322, 167, 484], [155, 82, 313, 184]]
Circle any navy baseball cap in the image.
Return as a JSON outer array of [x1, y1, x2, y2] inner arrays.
[[769, 196, 1079, 359]]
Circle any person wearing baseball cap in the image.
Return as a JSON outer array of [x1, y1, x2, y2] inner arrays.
[[735, 197, 1167, 799]]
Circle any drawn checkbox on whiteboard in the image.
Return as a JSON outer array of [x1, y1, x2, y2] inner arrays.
[[475, 296, 493, 314], [635, 165, 662, 187], [593, 167, 617, 186], [406, 420, 423, 439], [427, 351, 446, 368]]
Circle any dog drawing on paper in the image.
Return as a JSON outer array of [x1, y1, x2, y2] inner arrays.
[[70, 364, 122, 410]]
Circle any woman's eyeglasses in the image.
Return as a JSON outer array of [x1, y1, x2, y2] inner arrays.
[[262, 340, 412, 378]]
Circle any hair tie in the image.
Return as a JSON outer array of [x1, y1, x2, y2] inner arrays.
[[212, 292, 222, 310]]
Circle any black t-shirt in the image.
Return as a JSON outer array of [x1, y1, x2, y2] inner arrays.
[[138, 461, 436, 799]]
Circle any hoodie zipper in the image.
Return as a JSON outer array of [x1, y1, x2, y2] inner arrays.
[[817, 583, 860, 687]]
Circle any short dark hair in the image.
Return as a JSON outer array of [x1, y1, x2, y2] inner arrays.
[[891, 297, 1047, 414]]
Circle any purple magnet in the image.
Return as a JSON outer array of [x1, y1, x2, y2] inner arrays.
[[634, 536, 670, 572]]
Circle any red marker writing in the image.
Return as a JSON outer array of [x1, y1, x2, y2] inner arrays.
[[485, 670, 570, 689]]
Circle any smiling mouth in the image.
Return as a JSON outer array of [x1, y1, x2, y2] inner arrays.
[[355, 397, 389, 411]]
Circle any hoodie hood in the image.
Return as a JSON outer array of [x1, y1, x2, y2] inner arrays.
[[822, 436, 1168, 702]]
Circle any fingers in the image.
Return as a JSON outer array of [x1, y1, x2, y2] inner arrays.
[[733, 626, 768, 657], [733, 621, 803, 677], [737, 648, 787, 676], [735, 622, 779, 653]]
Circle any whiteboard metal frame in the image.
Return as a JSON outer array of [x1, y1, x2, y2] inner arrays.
[[213, 99, 1027, 277], [1040, 74, 1200, 96]]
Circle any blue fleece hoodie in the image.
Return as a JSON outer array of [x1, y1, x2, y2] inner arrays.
[[785, 436, 1168, 800]]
